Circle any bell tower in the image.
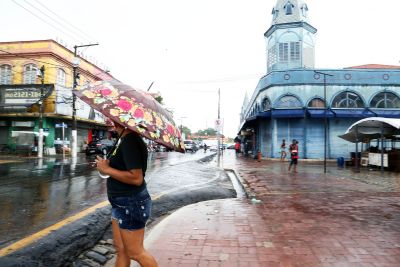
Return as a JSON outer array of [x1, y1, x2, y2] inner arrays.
[[266, 0, 317, 73]]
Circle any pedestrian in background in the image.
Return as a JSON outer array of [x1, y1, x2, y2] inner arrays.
[[288, 139, 299, 173], [96, 123, 158, 267], [280, 139, 287, 161], [234, 142, 241, 155]]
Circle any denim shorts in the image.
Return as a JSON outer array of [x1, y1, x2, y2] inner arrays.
[[108, 188, 152, 231]]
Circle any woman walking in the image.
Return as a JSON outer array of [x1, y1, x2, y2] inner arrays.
[[288, 139, 299, 173], [96, 124, 158, 267], [280, 139, 287, 161]]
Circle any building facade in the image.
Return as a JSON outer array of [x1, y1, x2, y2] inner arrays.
[[238, 0, 400, 159], [0, 40, 114, 153]]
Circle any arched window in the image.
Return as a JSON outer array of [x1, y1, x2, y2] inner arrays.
[[272, 7, 279, 20], [370, 92, 400, 108], [284, 1, 294, 15], [0, 64, 12, 85], [332, 91, 364, 108], [308, 98, 325, 108], [23, 64, 38, 84], [57, 68, 66, 86], [275, 95, 302, 108], [301, 4, 308, 17], [262, 98, 271, 111]]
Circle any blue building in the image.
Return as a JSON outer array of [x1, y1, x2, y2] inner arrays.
[[238, 0, 400, 159]]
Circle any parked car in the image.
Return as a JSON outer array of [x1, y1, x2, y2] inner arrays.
[[226, 143, 235, 149], [184, 140, 198, 152], [85, 139, 115, 156]]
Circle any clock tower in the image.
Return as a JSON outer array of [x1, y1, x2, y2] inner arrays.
[[266, 0, 317, 73]]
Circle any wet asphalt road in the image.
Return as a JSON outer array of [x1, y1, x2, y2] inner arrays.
[[0, 150, 216, 249]]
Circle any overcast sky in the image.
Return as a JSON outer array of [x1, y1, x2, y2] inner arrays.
[[2, 0, 400, 138]]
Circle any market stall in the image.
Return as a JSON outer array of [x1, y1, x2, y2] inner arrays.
[[339, 117, 400, 172]]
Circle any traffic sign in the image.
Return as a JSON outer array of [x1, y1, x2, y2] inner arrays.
[[55, 123, 68, 128]]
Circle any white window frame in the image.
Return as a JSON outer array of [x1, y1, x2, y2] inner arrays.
[[23, 64, 38, 84], [0, 64, 12, 85], [57, 68, 66, 86]]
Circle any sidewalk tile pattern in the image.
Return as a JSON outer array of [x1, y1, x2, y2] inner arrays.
[[143, 152, 400, 266]]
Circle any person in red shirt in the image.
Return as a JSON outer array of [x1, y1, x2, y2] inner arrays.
[[288, 139, 299, 173], [234, 142, 241, 154]]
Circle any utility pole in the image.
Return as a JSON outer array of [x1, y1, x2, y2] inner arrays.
[[314, 71, 334, 173], [38, 65, 45, 158], [71, 43, 98, 158], [179, 117, 187, 140], [217, 88, 221, 166]]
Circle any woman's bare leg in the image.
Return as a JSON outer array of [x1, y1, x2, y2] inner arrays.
[[112, 220, 130, 267], [120, 227, 158, 267]]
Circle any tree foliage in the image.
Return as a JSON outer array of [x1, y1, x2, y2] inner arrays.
[[154, 95, 163, 105], [180, 125, 191, 136], [196, 128, 217, 137]]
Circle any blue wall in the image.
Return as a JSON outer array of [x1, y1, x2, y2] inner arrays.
[[255, 117, 366, 159]]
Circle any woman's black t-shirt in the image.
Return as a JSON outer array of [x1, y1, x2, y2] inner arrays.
[[107, 132, 148, 197]]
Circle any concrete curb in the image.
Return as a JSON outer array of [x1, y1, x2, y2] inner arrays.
[[0, 207, 111, 267], [223, 168, 251, 198]]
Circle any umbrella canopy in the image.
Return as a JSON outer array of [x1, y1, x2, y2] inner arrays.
[[338, 117, 400, 143], [73, 80, 185, 153]]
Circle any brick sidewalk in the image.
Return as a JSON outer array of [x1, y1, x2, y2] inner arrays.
[[134, 151, 400, 266]]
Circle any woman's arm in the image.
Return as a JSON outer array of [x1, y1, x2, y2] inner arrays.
[[95, 156, 143, 186]]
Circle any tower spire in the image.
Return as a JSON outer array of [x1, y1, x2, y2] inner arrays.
[[265, 0, 317, 73]]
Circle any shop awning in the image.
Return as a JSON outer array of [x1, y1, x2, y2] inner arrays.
[[307, 108, 335, 118], [332, 109, 365, 118], [271, 109, 305, 118], [370, 109, 400, 118], [258, 110, 271, 117], [246, 116, 257, 121]]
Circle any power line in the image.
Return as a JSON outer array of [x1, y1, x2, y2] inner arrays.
[[31, 0, 97, 43], [21, 0, 91, 43], [11, 0, 83, 44]]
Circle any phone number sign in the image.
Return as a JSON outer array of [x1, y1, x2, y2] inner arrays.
[[0, 84, 54, 106]]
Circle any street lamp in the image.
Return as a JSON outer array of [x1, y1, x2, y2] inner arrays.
[[71, 43, 98, 158], [314, 71, 333, 173], [37, 65, 45, 158]]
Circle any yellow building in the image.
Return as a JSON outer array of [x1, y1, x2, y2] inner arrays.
[[0, 39, 115, 153]]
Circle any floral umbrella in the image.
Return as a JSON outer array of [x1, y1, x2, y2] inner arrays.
[[73, 80, 185, 153]]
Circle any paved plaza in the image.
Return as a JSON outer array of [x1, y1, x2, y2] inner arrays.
[[138, 152, 400, 267]]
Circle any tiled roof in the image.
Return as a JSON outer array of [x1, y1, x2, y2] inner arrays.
[[345, 64, 400, 69]]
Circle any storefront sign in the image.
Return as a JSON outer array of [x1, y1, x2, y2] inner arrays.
[[12, 121, 35, 127], [0, 84, 54, 107]]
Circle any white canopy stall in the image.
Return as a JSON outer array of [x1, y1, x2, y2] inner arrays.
[[339, 117, 400, 172]]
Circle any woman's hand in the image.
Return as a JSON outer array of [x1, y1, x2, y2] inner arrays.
[[95, 155, 111, 175]]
